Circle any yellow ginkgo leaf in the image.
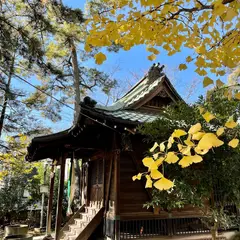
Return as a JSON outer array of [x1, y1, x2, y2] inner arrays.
[[225, 120, 238, 129], [136, 173, 142, 180], [197, 133, 224, 150], [142, 157, 158, 170], [145, 177, 153, 188], [216, 79, 224, 88], [153, 152, 160, 160], [146, 47, 160, 55], [150, 169, 163, 179], [192, 132, 205, 140], [94, 52, 107, 65], [178, 156, 192, 168], [165, 152, 179, 164], [150, 142, 159, 152], [203, 76, 214, 88], [179, 63, 187, 71], [191, 154, 203, 163], [198, 107, 205, 114], [169, 136, 174, 143], [154, 177, 174, 190], [195, 147, 209, 155], [132, 173, 142, 181], [167, 137, 174, 149], [216, 127, 225, 136], [184, 135, 195, 146], [167, 142, 171, 150], [160, 142, 165, 152], [142, 157, 154, 167], [202, 111, 215, 123], [148, 54, 156, 61], [189, 123, 202, 134], [181, 146, 192, 156], [172, 129, 187, 138], [177, 144, 183, 151], [228, 138, 239, 148], [155, 157, 164, 166], [235, 92, 240, 100]]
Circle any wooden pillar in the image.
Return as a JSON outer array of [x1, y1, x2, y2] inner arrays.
[[114, 149, 120, 240], [55, 154, 66, 240], [46, 163, 55, 236]]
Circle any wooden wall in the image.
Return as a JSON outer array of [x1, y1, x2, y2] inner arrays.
[[119, 152, 152, 215]]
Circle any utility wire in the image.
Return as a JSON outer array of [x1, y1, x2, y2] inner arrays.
[[13, 73, 120, 133]]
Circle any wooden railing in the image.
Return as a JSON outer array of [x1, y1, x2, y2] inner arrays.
[[76, 207, 104, 240], [58, 205, 85, 239], [119, 217, 210, 239]]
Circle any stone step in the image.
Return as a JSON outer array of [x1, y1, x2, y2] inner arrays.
[[68, 224, 82, 234], [85, 207, 98, 215], [63, 232, 77, 240], [74, 218, 90, 227], [80, 213, 93, 222]]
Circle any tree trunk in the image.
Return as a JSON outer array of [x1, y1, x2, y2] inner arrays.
[[0, 58, 14, 138], [211, 224, 217, 240], [70, 39, 82, 206], [70, 40, 81, 124]]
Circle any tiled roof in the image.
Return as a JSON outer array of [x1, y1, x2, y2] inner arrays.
[[96, 109, 159, 123], [96, 74, 165, 111]]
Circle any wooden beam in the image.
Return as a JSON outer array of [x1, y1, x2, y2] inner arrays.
[[104, 154, 113, 213], [113, 133, 120, 240], [55, 153, 66, 240], [46, 163, 55, 236], [102, 156, 105, 208]]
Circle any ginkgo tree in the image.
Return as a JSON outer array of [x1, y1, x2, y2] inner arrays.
[[84, 0, 240, 190], [85, 0, 239, 88], [138, 95, 240, 239], [132, 107, 239, 191]]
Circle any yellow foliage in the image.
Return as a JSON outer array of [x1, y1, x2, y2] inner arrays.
[[178, 155, 203, 168], [202, 111, 215, 122], [228, 138, 239, 148], [145, 175, 153, 188], [216, 127, 225, 136], [160, 142, 165, 152], [192, 132, 205, 140], [203, 77, 214, 87], [235, 92, 240, 100], [188, 123, 201, 134], [94, 52, 107, 64], [197, 133, 224, 150], [180, 145, 192, 156], [179, 64, 187, 71], [148, 54, 156, 61], [225, 120, 238, 129], [165, 152, 179, 164], [195, 147, 209, 155], [132, 173, 142, 181], [155, 157, 164, 166], [154, 177, 174, 190], [150, 169, 163, 179], [150, 142, 158, 152], [142, 157, 158, 170], [172, 129, 187, 138], [85, 0, 240, 81], [216, 79, 224, 88]]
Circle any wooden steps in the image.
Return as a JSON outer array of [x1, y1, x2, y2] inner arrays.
[[59, 205, 104, 240]]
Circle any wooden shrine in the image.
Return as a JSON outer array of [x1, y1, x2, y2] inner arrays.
[[26, 64, 210, 240]]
